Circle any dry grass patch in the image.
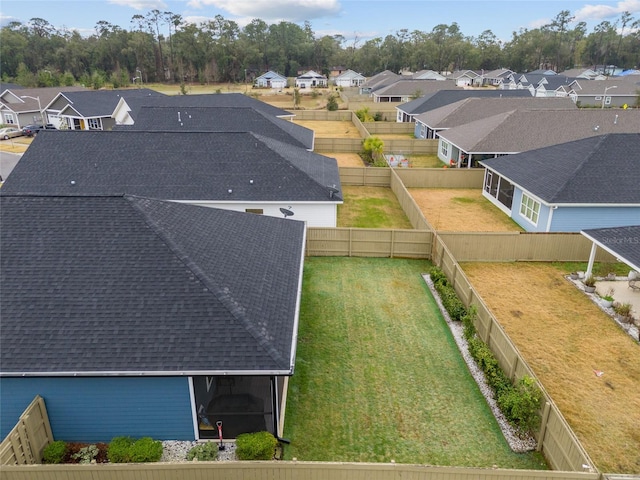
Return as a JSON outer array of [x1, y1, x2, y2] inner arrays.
[[462, 262, 640, 474], [408, 154, 443, 168], [293, 120, 361, 138], [325, 153, 365, 167], [409, 188, 522, 231], [0, 137, 32, 154]]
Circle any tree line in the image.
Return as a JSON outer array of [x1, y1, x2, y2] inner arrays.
[[1, 9, 638, 88]]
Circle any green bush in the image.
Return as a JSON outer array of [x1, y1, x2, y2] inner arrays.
[[497, 376, 543, 433], [43, 440, 67, 464], [129, 437, 163, 462], [108, 436, 162, 463], [235, 431, 277, 460], [430, 267, 467, 321], [107, 436, 134, 463], [461, 306, 477, 341], [187, 441, 220, 461], [429, 267, 448, 286], [326, 94, 339, 111]]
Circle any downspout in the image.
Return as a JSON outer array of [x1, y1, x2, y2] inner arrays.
[[545, 205, 556, 232]]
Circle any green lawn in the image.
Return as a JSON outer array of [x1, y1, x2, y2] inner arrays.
[[338, 186, 413, 229], [283, 258, 547, 469]]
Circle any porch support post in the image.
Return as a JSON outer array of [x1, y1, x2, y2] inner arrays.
[[586, 243, 597, 279]]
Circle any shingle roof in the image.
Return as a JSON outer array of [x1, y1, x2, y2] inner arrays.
[[570, 80, 639, 95], [440, 109, 640, 153], [372, 79, 455, 97], [58, 89, 163, 117], [581, 225, 640, 272], [122, 93, 292, 122], [0, 86, 87, 112], [1, 130, 342, 202], [116, 106, 314, 149], [415, 97, 576, 129], [398, 89, 533, 115], [480, 134, 640, 204], [0, 195, 306, 375]]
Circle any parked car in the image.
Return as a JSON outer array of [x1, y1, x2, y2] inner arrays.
[[0, 127, 23, 140], [21, 124, 56, 137]]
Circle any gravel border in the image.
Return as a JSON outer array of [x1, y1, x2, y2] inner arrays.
[[160, 440, 237, 462], [422, 274, 537, 453]]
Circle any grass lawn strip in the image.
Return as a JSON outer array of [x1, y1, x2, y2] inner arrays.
[[462, 262, 640, 474], [284, 258, 546, 469], [338, 186, 413, 229]]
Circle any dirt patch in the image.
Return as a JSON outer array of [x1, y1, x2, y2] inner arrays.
[[462, 262, 640, 474], [293, 120, 361, 138], [409, 188, 522, 231]]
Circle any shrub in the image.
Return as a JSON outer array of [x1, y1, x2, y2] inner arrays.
[[429, 267, 448, 286], [497, 376, 543, 433], [72, 444, 99, 464], [461, 306, 477, 342], [43, 440, 68, 464], [235, 431, 277, 460], [187, 441, 220, 461], [129, 437, 163, 462], [107, 436, 134, 463], [326, 94, 339, 111]]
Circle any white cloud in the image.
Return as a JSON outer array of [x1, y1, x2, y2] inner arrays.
[[108, 0, 167, 11], [187, 0, 341, 23], [574, 0, 640, 22], [528, 17, 552, 29]]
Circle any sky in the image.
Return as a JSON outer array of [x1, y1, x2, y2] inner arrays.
[[1, 0, 639, 44]]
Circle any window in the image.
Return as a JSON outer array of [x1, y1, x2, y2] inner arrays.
[[440, 141, 449, 157], [419, 124, 426, 138], [3, 114, 15, 124], [520, 193, 540, 224], [604, 96, 612, 105], [87, 118, 102, 130], [245, 209, 263, 215]]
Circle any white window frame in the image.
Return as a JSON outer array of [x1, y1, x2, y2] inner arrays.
[[604, 96, 612, 105], [419, 124, 426, 138], [520, 193, 540, 225], [87, 118, 103, 130], [440, 141, 449, 157], [3, 113, 15, 124]]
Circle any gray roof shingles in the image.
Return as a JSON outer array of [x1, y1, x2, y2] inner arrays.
[[1, 130, 342, 202], [480, 134, 640, 204], [581, 225, 640, 270], [59, 89, 164, 117], [398, 89, 533, 115], [0, 195, 305, 374], [117, 106, 314, 149]]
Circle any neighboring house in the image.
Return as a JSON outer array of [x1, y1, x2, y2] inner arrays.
[[329, 66, 347, 78], [447, 70, 481, 87], [254, 71, 288, 89], [358, 70, 400, 95], [411, 70, 447, 81], [478, 134, 640, 232], [295, 70, 327, 88], [479, 68, 515, 87], [112, 93, 295, 126], [0, 86, 86, 128], [372, 79, 455, 103], [436, 109, 640, 167], [560, 68, 606, 80], [115, 106, 315, 150], [396, 89, 532, 122], [568, 79, 640, 107], [1, 130, 342, 227], [49, 88, 164, 131], [413, 97, 577, 141], [0, 194, 306, 442], [334, 69, 366, 87]]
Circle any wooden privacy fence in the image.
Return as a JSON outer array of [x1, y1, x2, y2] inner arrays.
[[365, 122, 416, 135], [0, 396, 53, 466], [289, 110, 353, 121], [390, 168, 433, 231], [306, 228, 431, 258], [0, 461, 605, 480], [396, 167, 484, 188], [339, 166, 392, 186], [431, 236, 598, 473]]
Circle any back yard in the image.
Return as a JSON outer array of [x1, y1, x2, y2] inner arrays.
[[283, 257, 547, 469], [338, 186, 412, 229], [462, 262, 640, 474]]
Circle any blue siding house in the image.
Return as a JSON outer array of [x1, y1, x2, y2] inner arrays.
[[0, 196, 306, 442], [480, 134, 640, 232]]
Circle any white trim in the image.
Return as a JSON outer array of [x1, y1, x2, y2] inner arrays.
[[188, 377, 200, 440], [289, 223, 307, 372], [1, 369, 293, 377], [519, 193, 540, 226], [580, 231, 640, 273]]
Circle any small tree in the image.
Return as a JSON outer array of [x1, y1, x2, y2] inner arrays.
[[293, 88, 301, 109], [326, 94, 338, 111], [361, 135, 385, 166]]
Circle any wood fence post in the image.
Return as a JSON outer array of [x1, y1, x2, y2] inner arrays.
[[537, 401, 551, 452]]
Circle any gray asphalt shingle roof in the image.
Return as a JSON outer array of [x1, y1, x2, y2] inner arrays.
[[58, 89, 163, 117], [480, 134, 640, 204], [1, 130, 342, 202], [0, 195, 305, 375], [117, 106, 314, 149], [581, 225, 640, 272], [398, 88, 533, 115], [440, 109, 640, 153]]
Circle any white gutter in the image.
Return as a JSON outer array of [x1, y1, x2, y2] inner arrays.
[[1, 369, 293, 377], [289, 223, 307, 373]]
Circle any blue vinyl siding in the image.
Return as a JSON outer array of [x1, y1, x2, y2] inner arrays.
[[549, 206, 640, 232], [414, 122, 422, 138], [0, 377, 194, 442]]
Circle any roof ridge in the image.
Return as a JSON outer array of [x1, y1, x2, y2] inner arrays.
[[126, 196, 289, 368]]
